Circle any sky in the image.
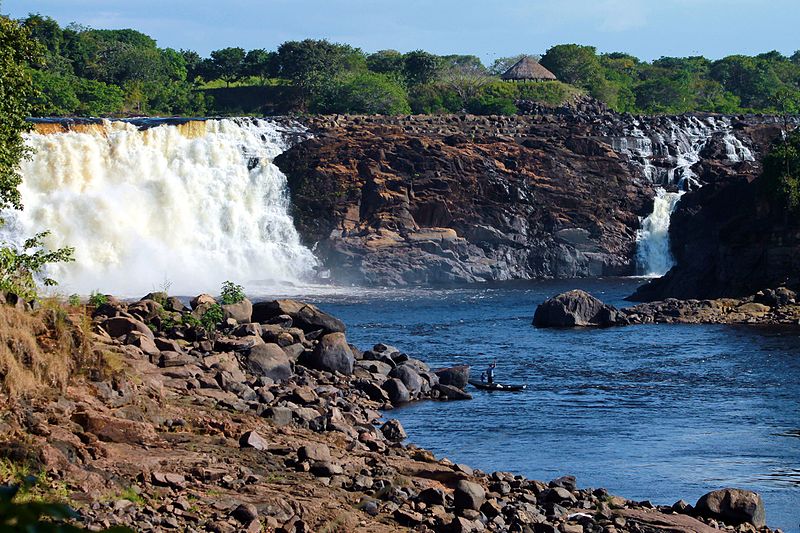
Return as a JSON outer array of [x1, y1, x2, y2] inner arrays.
[[3, 0, 799, 64]]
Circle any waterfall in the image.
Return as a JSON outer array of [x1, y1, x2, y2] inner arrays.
[[1, 118, 318, 296], [635, 188, 684, 277]]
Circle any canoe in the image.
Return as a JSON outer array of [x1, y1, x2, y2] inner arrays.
[[468, 379, 527, 392]]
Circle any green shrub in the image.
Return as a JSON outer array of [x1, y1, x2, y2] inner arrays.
[[88, 291, 108, 307], [760, 129, 800, 211], [0, 232, 74, 301], [200, 304, 224, 332], [67, 294, 80, 307], [219, 281, 245, 305]]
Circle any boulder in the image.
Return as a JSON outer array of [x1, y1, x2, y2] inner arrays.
[[694, 488, 766, 527], [222, 298, 253, 324], [102, 316, 154, 339], [388, 364, 423, 394], [533, 289, 620, 328], [252, 300, 345, 334], [454, 480, 485, 511], [301, 332, 354, 375], [435, 383, 472, 400], [382, 378, 410, 404], [380, 419, 407, 442], [435, 365, 470, 389], [247, 343, 293, 382], [297, 443, 331, 463], [239, 430, 269, 450], [190, 293, 216, 310]]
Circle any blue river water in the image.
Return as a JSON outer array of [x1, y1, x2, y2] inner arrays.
[[294, 278, 800, 532]]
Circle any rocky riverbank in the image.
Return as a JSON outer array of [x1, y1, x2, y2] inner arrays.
[[0, 292, 781, 532], [534, 288, 800, 328]]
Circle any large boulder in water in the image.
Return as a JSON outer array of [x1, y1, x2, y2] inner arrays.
[[533, 289, 619, 328], [435, 365, 470, 389], [695, 488, 766, 528], [252, 300, 345, 334]]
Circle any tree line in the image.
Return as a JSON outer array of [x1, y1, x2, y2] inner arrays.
[[16, 13, 800, 117]]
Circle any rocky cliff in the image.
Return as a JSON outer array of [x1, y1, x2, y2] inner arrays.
[[277, 110, 783, 286]]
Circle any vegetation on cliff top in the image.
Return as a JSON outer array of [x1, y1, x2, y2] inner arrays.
[[10, 11, 800, 117]]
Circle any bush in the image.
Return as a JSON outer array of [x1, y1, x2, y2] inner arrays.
[[312, 71, 410, 115], [0, 232, 74, 301], [88, 291, 108, 307], [219, 281, 245, 305], [760, 129, 800, 211], [200, 304, 224, 332]]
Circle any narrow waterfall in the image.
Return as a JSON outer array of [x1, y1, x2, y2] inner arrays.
[[635, 188, 684, 276], [1, 119, 318, 296]]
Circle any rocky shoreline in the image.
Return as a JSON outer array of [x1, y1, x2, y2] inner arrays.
[[534, 287, 800, 328], [0, 291, 780, 532]]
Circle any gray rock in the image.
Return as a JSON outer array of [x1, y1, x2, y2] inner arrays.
[[222, 298, 253, 324], [695, 488, 766, 527], [435, 365, 470, 389], [380, 419, 407, 442], [252, 300, 345, 334], [261, 406, 293, 426], [230, 503, 258, 524], [310, 461, 343, 477], [297, 443, 331, 463], [247, 343, 292, 382], [435, 383, 472, 400], [533, 289, 619, 328], [239, 430, 269, 450], [454, 480, 485, 511], [388, 364, 423, 394], [301, 332, 354, 375], [381, 378, 410, 404]]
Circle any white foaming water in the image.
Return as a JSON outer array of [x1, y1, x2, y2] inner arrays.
[[2, 119, 318, 296], [635, 188, 684, 277]]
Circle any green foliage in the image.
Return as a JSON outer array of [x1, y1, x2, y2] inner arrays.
[[403, 50, 442, 86], [219, 280, 245, 305], [67, 294, 80, 307], [760, 130, 800, 211], [0, 232, 74, 301], [209, 47, 246, 87], [200, 304, 224, 332], [88, 291, 108, 307], [312, 71, 411, 115]]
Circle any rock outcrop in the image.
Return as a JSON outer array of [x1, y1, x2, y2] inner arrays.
[[533, 289, 619, 327]]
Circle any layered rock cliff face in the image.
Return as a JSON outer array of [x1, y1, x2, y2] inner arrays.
[[277, 109, 783, 286], [277, 114, 656, 285]]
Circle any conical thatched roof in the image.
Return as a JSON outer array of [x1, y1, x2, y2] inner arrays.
[[501, 56, 557, 81]]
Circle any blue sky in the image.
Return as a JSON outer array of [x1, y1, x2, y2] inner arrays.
[[4, 0, 799, 63]]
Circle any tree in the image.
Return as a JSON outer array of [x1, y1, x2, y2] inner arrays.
[[403, 50, 441, 86], [440, 62, 492, 111], [760, 130, 800, 212], [540, 44, 603, 87], [367, 50, 405, 76], [210, 47, 246, 87], [243, 48, 275, 84], [0, 16, 74, 298], [312, 71, 410, 115]]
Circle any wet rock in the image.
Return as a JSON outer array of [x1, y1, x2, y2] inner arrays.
[[381, 378, 410, 404], [454, 480, 485, 511], [380, 419, 407, 442], [246, 343, 293, 382], [252, 300, 345, 334], [533, 290, 619, 328], [388, 364, 423, 394], [694, 488, 766, 527], [301, 332, 354, 375], [435, 384, 472, 400], [435, 365, 470, 389]]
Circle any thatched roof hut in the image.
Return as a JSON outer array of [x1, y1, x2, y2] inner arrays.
[[501, 56, 557, 81]]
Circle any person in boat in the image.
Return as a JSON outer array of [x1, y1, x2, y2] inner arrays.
[[485, 362, 496, 384]]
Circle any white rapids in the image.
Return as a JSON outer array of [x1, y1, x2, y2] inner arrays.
[[1, 118, 318, 296], [635, 188, 684, 277]]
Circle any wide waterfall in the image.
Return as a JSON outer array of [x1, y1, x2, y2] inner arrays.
[[2, 118, 318, 296], [635, 188, 684, 276]]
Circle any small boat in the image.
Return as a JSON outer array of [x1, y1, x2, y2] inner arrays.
[[468, 379, 527, 392]]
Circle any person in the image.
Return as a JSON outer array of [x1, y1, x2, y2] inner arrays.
[[480, 371, 487, 383], [485, 362, 496, 384]]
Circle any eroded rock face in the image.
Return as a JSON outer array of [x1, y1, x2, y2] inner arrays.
[[278, 114, 654, 286], [533, 289, 619, 327]]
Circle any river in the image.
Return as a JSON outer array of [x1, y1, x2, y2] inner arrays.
[[291, 278, 800, 532]]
